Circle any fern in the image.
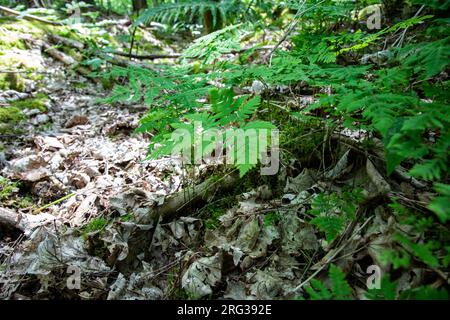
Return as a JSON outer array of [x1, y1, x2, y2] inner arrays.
[[365, 276, 398, 300], [182, 24, 243, 64], [428, 183, 450, 223], [366, 275, 449, 300], [305, 264, 352, 300], [309, 190, 363, 242], [394, 234, 440, 268], [136, 0, 246, 30]]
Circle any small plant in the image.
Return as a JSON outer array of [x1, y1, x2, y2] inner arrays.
[[309, 188, 364, 243], [263, 212, 280, 227], [82, 217, 108, 235], [0, 176, 19, 201], [205, 207, 225, 230], [304, 264, 353, 300]]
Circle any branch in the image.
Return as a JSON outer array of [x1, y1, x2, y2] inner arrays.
[[0, 5, 62, 26], [109, 45, 274, 61]]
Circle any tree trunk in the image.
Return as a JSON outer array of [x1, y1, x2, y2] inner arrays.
[[132, 0, 148, 13]]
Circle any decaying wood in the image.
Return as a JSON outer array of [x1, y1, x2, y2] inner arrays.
[[47, 34, 85, 50], [41, 41, 77, 65], [40, 41, 94, 79], [158, 173, 238, 222], [0, 207, 24, 232], [366, 159, 391, 195], [0, 5, 62, 26], [393, 166, 427, 189], [0, 207, 56, 235], [113, 173, 238, 271]]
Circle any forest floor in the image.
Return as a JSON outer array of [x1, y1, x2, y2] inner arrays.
[[0, 12, 448, 300]]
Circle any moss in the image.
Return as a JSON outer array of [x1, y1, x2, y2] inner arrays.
[[7, 72, 25, 91], [0, 106, 24, 123], [15, 195, 34, 209], [63, 47, 83, 61], [10, 93, 49, 112], [0, 33, 26, 50], [1, 19, 47, 37], [119, 213, 133, 222], [82, 217, 108, 235], [0, 176, 19, 201], [0, 106, 24, 134], [0, 50, 45, 71]]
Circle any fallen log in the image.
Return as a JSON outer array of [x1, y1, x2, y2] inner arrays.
[[41, 41, 77, 65], [47, 34, 85, 50], [0, 207, 56, 235], [112, 51, 181, 60], [158, 172, 238, 222], [0, 5, 62, 26], [40, 41, 96, 80], [109, 45, 274, 61], [0, 207, 24, 232], [112, 172, 238, 271]]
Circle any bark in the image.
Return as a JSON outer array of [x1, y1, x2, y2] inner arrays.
[[0, 207, 24, 232], [47, 34, 85, 50], [132, 0, 148, 13], [158, 173, 238, 222]]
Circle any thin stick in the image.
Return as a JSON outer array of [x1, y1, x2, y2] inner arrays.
[[268, 0, 326, 65], [290, 216, 373, 293]]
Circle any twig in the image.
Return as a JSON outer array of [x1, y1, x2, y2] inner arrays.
[[268, 0, 326, 65], [33, 192, 76, 214], [393, 5, 425, 48], [290, 216, 373, 293]]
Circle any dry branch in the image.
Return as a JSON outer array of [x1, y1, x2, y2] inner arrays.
[[0, 5, 62, 26]]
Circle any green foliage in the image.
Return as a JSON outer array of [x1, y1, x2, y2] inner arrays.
[[263, 212, 280, 227], [102, 0, 450, 300], [10, 93, 50, 113], [82, 217, 108, 234], [136, 0, 266, 30], [0, 176, 19, 201], [309, 189, 363, 242], [366, 275, 449, 300], [305, 264, 353, 300], [205, 207, 225, 230], [182, 24, 242, 64], [365, 276, 398, 300], [379, 201, 450, 271], [429, 183, 450, 223]]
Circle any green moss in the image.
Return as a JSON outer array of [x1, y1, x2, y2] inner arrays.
[[82, 217, 108, 235], [119, 213, 133, 222], [10, 93, 49, 112], [0, 34, 26, 50], [0, 106, 24, 133], [0, 106, 23, 121], [0, 176, 19, 201], [15, 195, 34, 209]]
